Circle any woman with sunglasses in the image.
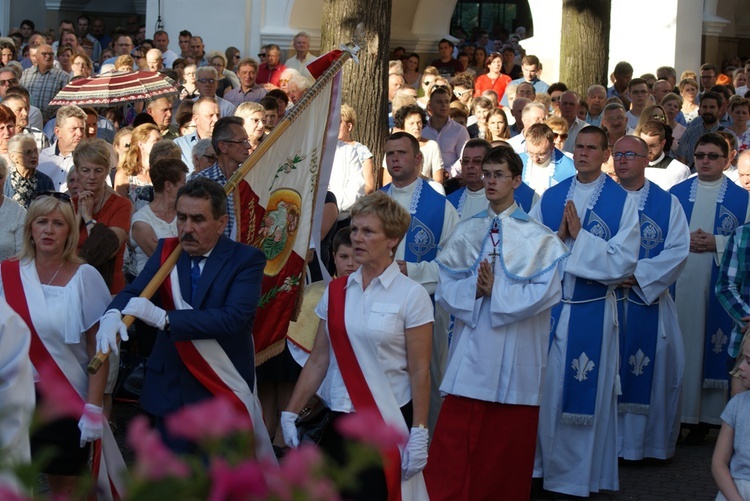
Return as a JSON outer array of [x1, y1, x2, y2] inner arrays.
[[418, 66, 439, 105], [0, 193, 125, 498], [473, 52, 511, 101], [225, 47, 240, 72], [5, 134, 53, 209], [0, 156, 25, 261]]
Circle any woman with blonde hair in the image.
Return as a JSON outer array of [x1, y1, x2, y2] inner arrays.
[[114, 123, 160, 211], [235, 102, 266, 154], [661, 93, 686, 154], [0, 194, 125, 498], [339, 103, 375, 194], [678, 77, 699, 125]]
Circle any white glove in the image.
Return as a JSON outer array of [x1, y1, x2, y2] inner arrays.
[[122, 297, 167, 330], [96, 309, 128, 355], [280, 411, 300, 448], [78, 403, 104, 448], [401, 426, 429, 480]]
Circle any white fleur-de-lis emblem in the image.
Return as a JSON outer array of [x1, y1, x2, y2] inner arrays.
[[571, 352, 595, 382], [712, 329, 728, 354], [629, 349, 651, 376]]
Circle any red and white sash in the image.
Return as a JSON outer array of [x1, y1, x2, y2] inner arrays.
[[327, 277, 429, 501], [158, 238, 275, 461], [1, 260, 127, 501]]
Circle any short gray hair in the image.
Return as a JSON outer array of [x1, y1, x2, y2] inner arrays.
[[192, 138, 214, 160], [196, 66, 218, 79]]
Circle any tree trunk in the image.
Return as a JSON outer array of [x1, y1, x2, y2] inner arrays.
[[321, 0, 391, 186], [559, 0, 611, 95]]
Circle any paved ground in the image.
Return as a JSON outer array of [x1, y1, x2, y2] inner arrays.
[[110, 401, 719, 500]]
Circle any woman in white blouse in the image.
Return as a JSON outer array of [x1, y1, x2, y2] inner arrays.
[[282, 192, 433, 500], [0, 194, 121, 498]]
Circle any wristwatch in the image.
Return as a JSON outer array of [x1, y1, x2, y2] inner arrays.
[[85, 219, 97, 226]]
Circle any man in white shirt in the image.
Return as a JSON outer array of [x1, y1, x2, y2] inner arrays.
[[640, 120, 690, 190], [195, 66, 236, 117], [626, 78, 651, 130], [174, 97, 220, 172], [37, 105, 86, 192], [518, 123, 576, 196], [284, 32, 316, 81], [508, 102, 547, 154], [559, 91, 588, 153], [153, 30, 179, 69], [422, 86, 470, 169]]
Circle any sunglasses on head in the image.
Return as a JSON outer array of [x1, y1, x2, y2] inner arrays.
[[33, 190, 72, 204]]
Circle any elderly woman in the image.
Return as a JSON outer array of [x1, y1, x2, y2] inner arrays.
[[178, 64, 199, 100], [71, 53, 93, 78], [0, 157, 25, 261], [0, 194, 123, 498], [73, 138, 132, 294], [0, 104, 17, 161], [282, 191, 433, 499], [5, 134, 54, 208], [545, 116, 570, 152], [235, 102, 266, 154], [385, 104, 444, 186], [286, 73, 312, 106], [114, 123, 161, 211]]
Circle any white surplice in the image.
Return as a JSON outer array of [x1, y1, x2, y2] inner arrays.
[[618, 187, 690, 460], [674, 179, 750, 425], [530, 179, 640, 497]]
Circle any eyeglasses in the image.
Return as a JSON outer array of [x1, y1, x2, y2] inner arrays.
[[33, 190, 72, 204], [0, 78, 18, 86], [202, 154, 217, 162], [694, 152, 726, 161], [612, 151, 647, 160], [197, 78, 216, 84], [551, 96, 561, 102], [39, 52, 54, 57], [481, 171, 515, 180], [257, 53, 266, 58], [222, 138, 251, 146], [553, 132, 569, 140]]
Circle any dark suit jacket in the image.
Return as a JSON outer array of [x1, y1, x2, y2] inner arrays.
[[108, 235, 266, 417]]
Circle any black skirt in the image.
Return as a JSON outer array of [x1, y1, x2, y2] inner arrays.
[[31, 415, 90, 476]]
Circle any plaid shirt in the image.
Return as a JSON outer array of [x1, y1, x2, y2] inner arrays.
[[716, 224, 750, 357], [190, 163, 235, 239], [19, 66, 70, 121]]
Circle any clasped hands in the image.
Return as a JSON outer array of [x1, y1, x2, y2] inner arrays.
[[476, 260, 494, 298], [690, 228, 716, 253], [95, 298, 167, 355], [557, 200, 582, 241]]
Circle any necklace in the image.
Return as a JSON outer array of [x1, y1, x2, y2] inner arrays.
[[488, 217, 501, 273], [41, 261, 64, 286]]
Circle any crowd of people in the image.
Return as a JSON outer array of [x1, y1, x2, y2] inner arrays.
[[2, 13, 750, 501]]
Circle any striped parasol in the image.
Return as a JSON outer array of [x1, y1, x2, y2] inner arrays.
[[49, 70, 178, 107]]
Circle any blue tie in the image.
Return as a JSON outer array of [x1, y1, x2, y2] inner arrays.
[[191, 256, 205, 299]]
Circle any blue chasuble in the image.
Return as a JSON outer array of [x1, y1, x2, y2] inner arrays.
[[670, 176, 750, 389]]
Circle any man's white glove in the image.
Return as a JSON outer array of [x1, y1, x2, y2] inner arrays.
[[122, 297, 167, 330], [280, 411, 300, 448], [78, 403, 104, 447], [96, 309, 128, 355], [401, 426, 429, 480]]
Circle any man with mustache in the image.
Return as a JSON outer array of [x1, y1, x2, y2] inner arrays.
[[96, 176, 272, 458]]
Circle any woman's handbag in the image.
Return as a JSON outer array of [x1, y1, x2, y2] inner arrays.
[[295, 394, 334, 445]]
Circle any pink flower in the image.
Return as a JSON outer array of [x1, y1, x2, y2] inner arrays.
[[127, 415, 190, 480], [208, 458, 268, 501], [279, 445, 324, 486], [35, 361, 84, 421], [335, 409, 407, 451], [165, 396, 252, 442]]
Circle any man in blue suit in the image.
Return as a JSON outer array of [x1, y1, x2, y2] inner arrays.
[[96, 177, 268, 452]]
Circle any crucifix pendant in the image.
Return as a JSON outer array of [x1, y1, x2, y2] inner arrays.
[[488, 248, 499, 273]]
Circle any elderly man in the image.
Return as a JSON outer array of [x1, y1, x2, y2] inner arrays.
[[256, 44, 286, 87], [670, 133, 750, 444], [737, 150, 750, 191], [19, 44, 70, 122], [639, 120, 690, 190], [507, 102, 547, 153], [612, 135, 689, 462], [531, 126, 640, 497], [191, 138, 216, 174], [560, 90, 587, 152], [145, 49, 164, 72], [195, 66, 236, 117], [153, 30, 178, 68], [174, 96, 220, 172], [191, 116, 250, 240], [602, 102, 631, 147], [652, 79, 673, 104], [147, 96, 176, 139], [1, 92, 49, 151], [190, 36, 208, 67], [508, 96, 530, 137], [224, 58, 267, 106], [37, 105, 86, 191], [284, 32, 316, 81], [98, 176, 271, 456], [584, 85, 607, 127], [518, 123, 576, 196]]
